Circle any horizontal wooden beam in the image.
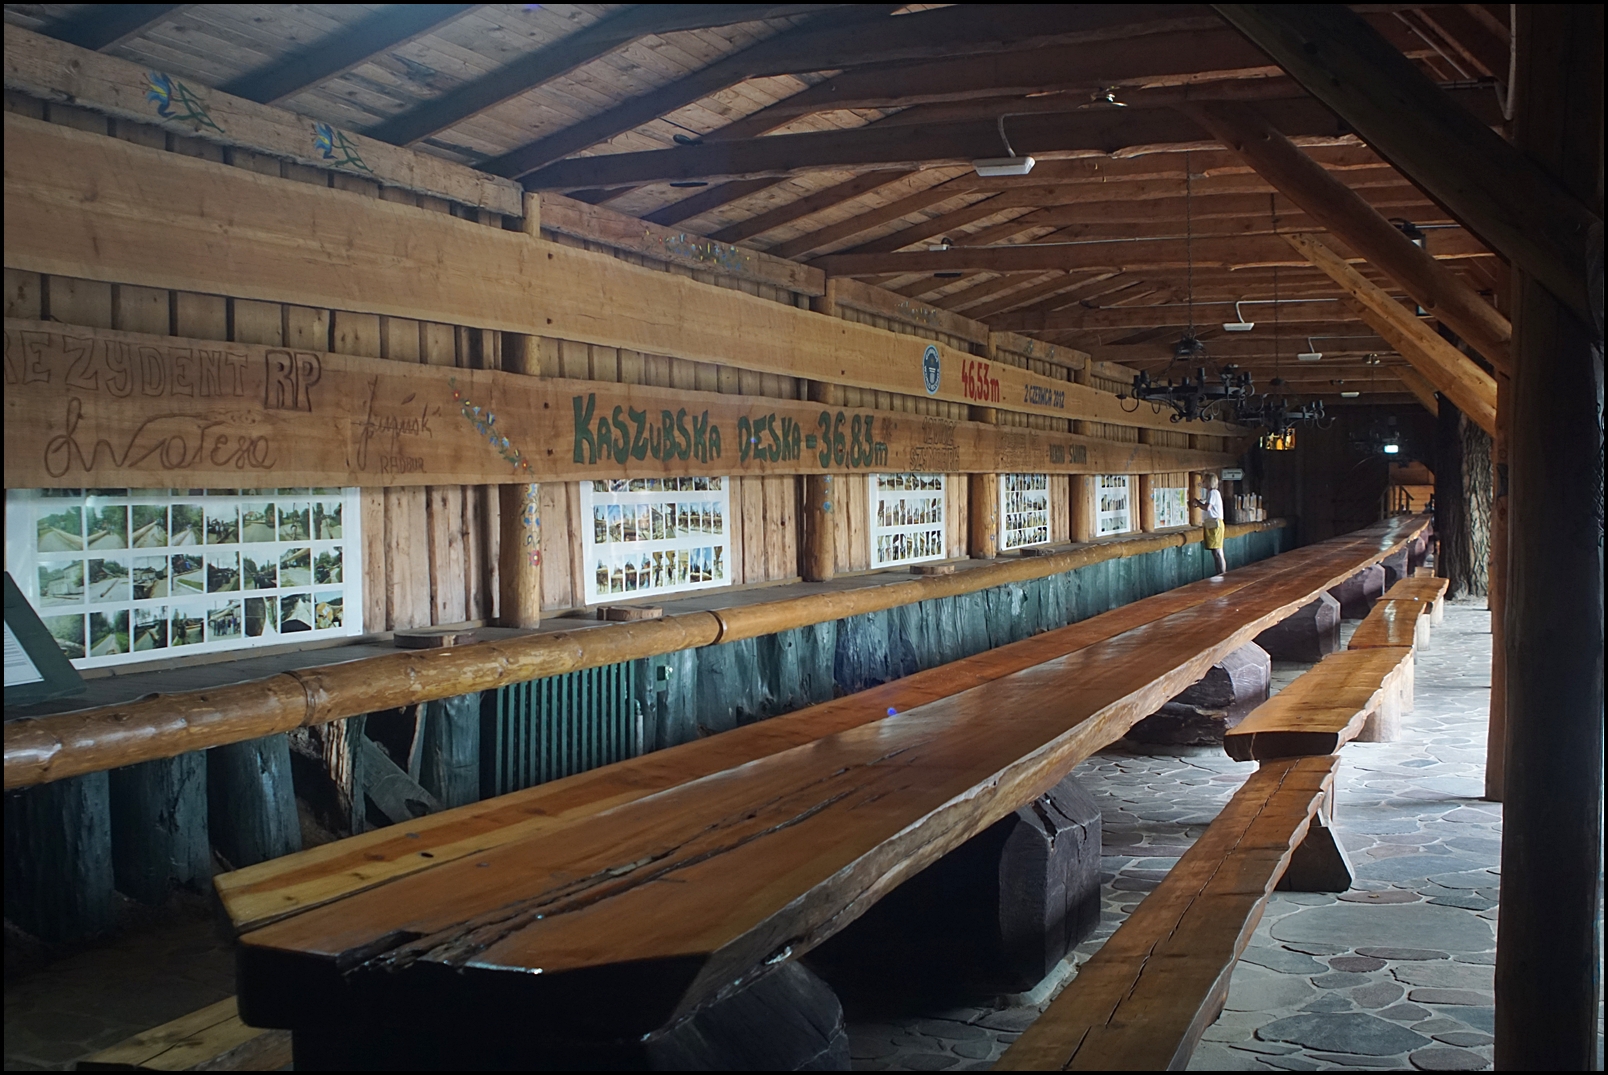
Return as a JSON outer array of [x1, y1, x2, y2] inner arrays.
[[1283, 232, 1496, 433], [994, 301, 1355, 331], [2, 26, 523, 216], [4, 319, 1221, 489], [538, 193, 824, 295], [1183, 99, 1512, 374], [524, 87, 1499, 189], [813, 229, 1494, 276], [1213, 3, 1598, 326], [822, 277, 995, 347], [3, 114, 1239, 436], [3, 521, 1281, 789], [707, 170, 914, 243]]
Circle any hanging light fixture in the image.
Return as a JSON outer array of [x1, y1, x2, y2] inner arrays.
[[972, 115, 1035, 177]]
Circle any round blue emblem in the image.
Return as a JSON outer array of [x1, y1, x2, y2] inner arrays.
[[921, 344, 941, 395]]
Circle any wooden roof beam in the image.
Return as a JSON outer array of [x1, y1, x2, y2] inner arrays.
[[962, 273, 1130, 322], [999, 303, 1365, 331], [1284, 232, 1496, 433], [219, 5, 477, 105], [813, 229, 1496, 277], [766, 177, 979, 261], [1184, 99, 1511, 374], [40, 4, 188, 52], [1213, 3, 1597, 326], [365, 4, 845, 148], [521, 89, 1497, 189], [707, 170, 917, 243]]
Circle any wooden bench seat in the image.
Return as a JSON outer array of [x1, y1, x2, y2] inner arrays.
[[1349, 596, 1431, 652], [1387, 575, 1449, 625], [995, 754, 1347, 1071], [1223, 647, 1415, 760], [221, 518, 1430, 1054], [76, 997, 290, 1072]]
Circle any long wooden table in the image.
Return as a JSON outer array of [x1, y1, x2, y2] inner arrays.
[[223, 517, 1429, 1042]]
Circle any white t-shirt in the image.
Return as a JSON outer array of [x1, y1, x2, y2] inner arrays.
[[1205, 489, 1224, 522]]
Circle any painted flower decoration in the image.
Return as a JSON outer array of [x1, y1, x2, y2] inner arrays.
[[145, 71, 176, 117]]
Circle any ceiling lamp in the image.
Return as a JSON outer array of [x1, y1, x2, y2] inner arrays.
[[1297, 337, 1324, 361], [973, 115, 1035, 177], [1222, 301, 1255, 332]]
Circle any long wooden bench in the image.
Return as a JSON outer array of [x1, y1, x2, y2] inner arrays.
[[1223, 646, 1415, 759], [1349, 596, 1432, 651], [995, 754, 1347, 1071], [1387, 574, 1449, 625], [75, 997, 290, 1072], [219, 518, 1430, 1056]]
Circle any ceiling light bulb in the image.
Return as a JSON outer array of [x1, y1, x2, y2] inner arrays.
[[972, 156, 1035, 177], [1223, 302, 1254, 331], [1297, 351, 1323, 361]]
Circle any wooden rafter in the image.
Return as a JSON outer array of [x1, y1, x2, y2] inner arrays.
[[39, 4, 188, 51]]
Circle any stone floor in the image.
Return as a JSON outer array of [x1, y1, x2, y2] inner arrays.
[[842, 601, 1532, 1072]]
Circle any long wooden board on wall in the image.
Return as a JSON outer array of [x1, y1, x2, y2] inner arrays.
[[2, 321, 1236, 488], [2, 26, 523, 216], [2, 114, 1243, 437]]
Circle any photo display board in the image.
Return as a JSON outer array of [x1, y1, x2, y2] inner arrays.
[[1096, 474, 1134, 536], [6, 487, 363, 670], [1000, 473, 1051, 550], [871, 473, 947, 568], [580, 478, 731, 604], [1152, 485, 1189, 529]]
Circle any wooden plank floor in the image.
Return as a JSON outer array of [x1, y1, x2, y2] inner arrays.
[[228, 518, 1428, 1037]]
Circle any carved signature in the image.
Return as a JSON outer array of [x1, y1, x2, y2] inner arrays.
[[355, 377, 435, 471], [43, 397, 275, 477]]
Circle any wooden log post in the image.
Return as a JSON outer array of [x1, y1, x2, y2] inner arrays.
[[1484, 370, 1510, 802], [1137, 473, 1158, 533], [108, 752, 210, 904], [206, 736, 301, 869], [419, 693, 481, 810], [968, 472, 1000, 558], [1496, 6, 1604, 1067], [496, 195, 543, 627], [803, 380, 843, 582], [1187, 472, 1205, 527], [1069, 474, 1095, 543], [3, 771, 114, 942]]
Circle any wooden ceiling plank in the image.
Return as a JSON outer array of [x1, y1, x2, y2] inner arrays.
[[646, 178, 787, 227], [1184, 99, 1511, 374], [707, 169, 915, 243], [1212, 3, 1597, 326], [765, 179, 984, 261], [218, 5, 478, 105], [42, 4, 191, 52], [481, 6, 903, 179], [363, 4, 844, 148], [998, 303, 1362, 332], [962, 273, 1125, 322], [1283, 232, 1496, 433]]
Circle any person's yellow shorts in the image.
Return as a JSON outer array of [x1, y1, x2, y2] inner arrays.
[[1203, 520, 1225, 550]]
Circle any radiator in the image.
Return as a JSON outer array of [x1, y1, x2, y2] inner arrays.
[[484, 662, 641, 796]]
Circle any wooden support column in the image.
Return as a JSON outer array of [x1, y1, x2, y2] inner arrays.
[[1184, 99, 1512, 373], [108, 753, 209, 904], [1495, 6, 1604, 1068], [802, 379, 841, 582], [1484, 370, 1509, 802], [1136, 474, 1158, 533], [3, 771, 113, 942], [968, 473, 1000, 558], [1283, 232, 1498, 433], [496, 193, 542, 627], [1187, 472, 1205, 527], [206, 735, 300, 869], [1070, 475, 1095, 543]]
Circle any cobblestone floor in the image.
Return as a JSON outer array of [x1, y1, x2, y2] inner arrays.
[[843, 600, 1521, 1072]]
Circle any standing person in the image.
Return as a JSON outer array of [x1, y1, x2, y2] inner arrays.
[[1191, 473, 1227, 578]]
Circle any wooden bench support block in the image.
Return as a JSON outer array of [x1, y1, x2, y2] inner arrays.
[[996, 756, 1341, 1071], [1356, 656, 1413, 742], [287, 960, 849, 1071], [3, 770, 114, 943], [1224, 648, 1413, 761], [420, 693, 481, 810], [1328, 564, 1385, 619], [109, 752, 209, 905], [1276, 812, 1354, 892], [76, 997, 292, 1072], [1128, 643, 1271, 745], [1379, 547, 1410, 589], [807, 773, 1101, 996], [206, 736, 301, 870], [1252, 593, 1342, 663]]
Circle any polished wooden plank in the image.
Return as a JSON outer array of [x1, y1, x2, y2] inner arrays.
[[230, 520, 1426, 1036], [1223, 648, 1413, 761], [995, 755, 1342, 1071], [1386, 575, 1447, 624], [76, 996, 291, 1072], [1348, 597, 1429, 650]]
